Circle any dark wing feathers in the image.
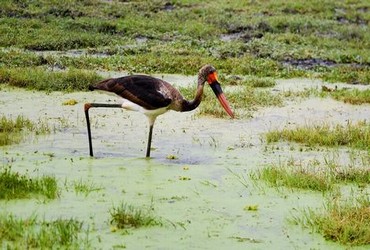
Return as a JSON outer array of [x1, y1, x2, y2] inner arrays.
[[90, 75, 172, 110]]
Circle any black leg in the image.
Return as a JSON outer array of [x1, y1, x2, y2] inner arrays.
[[146, 125, 153, 158], [84, 103, 122, 157], [84, 104, 94, 156]]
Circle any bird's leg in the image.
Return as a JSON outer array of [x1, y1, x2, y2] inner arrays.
[[84, 103, 122, 157], [84, 104, 93, 156], [146, 124, 154, 158], [145, 116, 158, 158]]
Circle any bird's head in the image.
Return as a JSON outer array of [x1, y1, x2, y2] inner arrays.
[[198, 65, 234, 118]]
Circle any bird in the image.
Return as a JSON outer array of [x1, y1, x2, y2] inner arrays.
[[84, 64, 234, 158]]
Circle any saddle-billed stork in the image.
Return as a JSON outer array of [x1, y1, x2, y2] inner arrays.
[[84, 64, 234, 158]]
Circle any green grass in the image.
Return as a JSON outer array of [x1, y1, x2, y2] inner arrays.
[[0, 115, 50, 146], [253, 163, 370, 192], [71, 179, 103, 197], [0, 214, 89, 249], [0, 0, 368, 85], [0, 67, 102, 91], [325, 88, 370, 105], [251, 154, 369, 192], [243, 76, 276, 88], [292, 196, 370, 246], [253, 164, 333, 192], [110, 202, 163, 229], [265, 121, 370, 150], [0, 166, 59, 200]]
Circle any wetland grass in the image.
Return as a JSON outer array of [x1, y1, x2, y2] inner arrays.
[[326, 88, 370, 105], [0, 167, 59, 200], [251, 154, 369, 192], [0, 115, 50, 146], [239, 76, 276, 88], [0, 0, 368, 84], [266, 121, 370, 150], [0, 214, 89, 249], [251, 162, 334, 192], [0, 67, 102, 91], [71, 179, 104, 197], [110, 202, 163, 230], [292, 196, 370, 246]]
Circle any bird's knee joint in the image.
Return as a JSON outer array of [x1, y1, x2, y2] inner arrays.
[[84, 103, 92, 111]]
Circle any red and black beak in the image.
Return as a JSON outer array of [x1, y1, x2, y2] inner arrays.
[[207, 72, 234, 118]]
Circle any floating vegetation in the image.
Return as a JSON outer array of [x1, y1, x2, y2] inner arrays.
[[166, 154, 178, 160], [62, 99, 78, 106], [244, 204, 259, 211]]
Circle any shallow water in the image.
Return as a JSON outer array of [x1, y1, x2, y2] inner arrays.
[[1, 78, 369, 249]]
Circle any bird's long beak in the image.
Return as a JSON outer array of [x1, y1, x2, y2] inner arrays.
[[209, 80, 234, 119]]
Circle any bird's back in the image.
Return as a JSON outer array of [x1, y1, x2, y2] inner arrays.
[[89, 75, 176, 110]]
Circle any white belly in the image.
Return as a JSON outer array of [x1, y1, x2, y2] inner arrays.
[[119, 98, 169, 125]]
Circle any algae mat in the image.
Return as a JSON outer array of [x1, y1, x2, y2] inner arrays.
[[1, 77, 369, 249]]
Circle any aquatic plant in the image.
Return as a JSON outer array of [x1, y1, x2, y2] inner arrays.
[[71, 179, 104, 197], [252, 153, 370, 192], [110, 202, 163, 229], [253, 164, 333, 192], [0, 214, 89, 249], [0, 166, 59, 200], [265, 121, 370, 150], [0, 115, 50, 146], [291, 195, 370, 246]]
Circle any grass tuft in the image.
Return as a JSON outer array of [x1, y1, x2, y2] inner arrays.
[[253, 164, 333, 192], [265, 121, 370, 150], [110, 202, 163, 229], [252, 155, 369, 192], [327, 88, 370, 105], [0, 115, 49, 146], [0, 214, 89, 249], [0, 166, 59, 200], [72, 179, 103, 197], [292, 196, 370, 246]]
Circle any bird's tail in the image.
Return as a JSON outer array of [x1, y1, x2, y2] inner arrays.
[[88, 78, 113, 91]]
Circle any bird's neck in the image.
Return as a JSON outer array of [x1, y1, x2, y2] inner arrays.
[[181, 84, 204, 112]]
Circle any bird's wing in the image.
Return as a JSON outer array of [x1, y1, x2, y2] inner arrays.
[[91, 75, 173, 110]]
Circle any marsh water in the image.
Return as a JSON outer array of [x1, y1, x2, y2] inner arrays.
[[1, 76, 369, 249]]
